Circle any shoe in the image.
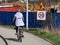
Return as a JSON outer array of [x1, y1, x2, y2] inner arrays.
[[15, 33, 18, 35]]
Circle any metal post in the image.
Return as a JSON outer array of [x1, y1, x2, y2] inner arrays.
[[26, 0, 28, 30]]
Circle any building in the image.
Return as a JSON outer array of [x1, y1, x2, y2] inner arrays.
[[0, 0, 19, 3]]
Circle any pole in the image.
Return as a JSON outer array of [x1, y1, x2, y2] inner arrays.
[[26, 0, 28, 30]]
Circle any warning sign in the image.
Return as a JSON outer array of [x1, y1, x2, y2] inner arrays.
[[37, 2, 45, 10], [37, 11, 46, 20]]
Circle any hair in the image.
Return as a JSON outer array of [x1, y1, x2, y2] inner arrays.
[[16, 9, 20, 12]]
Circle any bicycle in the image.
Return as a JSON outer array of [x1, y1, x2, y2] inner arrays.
[[17, 27, 23, 42], [0, 35, 8, 45]]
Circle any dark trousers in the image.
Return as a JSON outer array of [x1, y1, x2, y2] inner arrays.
[[16, 26, 24, 33]]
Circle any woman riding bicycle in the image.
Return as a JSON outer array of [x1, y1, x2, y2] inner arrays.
[[13, 9, 25, 37]]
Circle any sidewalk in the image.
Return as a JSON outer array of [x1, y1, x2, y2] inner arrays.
[[0, 26, 52, 45]]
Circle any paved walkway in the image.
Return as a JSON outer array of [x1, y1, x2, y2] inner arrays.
[[0, 26, 52, 45]]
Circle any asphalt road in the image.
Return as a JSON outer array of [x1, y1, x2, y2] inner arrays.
[[0, 26, 52, 45]]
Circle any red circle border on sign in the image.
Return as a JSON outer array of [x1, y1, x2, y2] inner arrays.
[[38, 12, 44, 19]]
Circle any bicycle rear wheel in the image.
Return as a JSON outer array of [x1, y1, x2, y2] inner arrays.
[[17, 27, 22, 42], [0, 35, 8, 45], [17, 36, 22, 42]]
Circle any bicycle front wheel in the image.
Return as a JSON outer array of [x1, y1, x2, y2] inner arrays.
[[0, 35, 8, 45]]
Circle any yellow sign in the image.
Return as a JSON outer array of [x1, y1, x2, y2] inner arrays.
[[37, 2, 45, 10]]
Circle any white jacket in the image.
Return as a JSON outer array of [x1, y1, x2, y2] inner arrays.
[[14, 12, 25, 26]]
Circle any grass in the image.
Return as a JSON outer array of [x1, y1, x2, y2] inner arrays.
[[0, 25, 15, 29], [0, 25, 60, 45]]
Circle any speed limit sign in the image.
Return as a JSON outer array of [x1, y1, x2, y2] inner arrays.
[[37, 11, 46, 20]]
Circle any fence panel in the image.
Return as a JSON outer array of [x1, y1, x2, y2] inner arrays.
[[0, 12, 60, 28]]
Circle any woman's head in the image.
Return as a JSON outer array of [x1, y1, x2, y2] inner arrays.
[[16, 8, 21, 12]]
